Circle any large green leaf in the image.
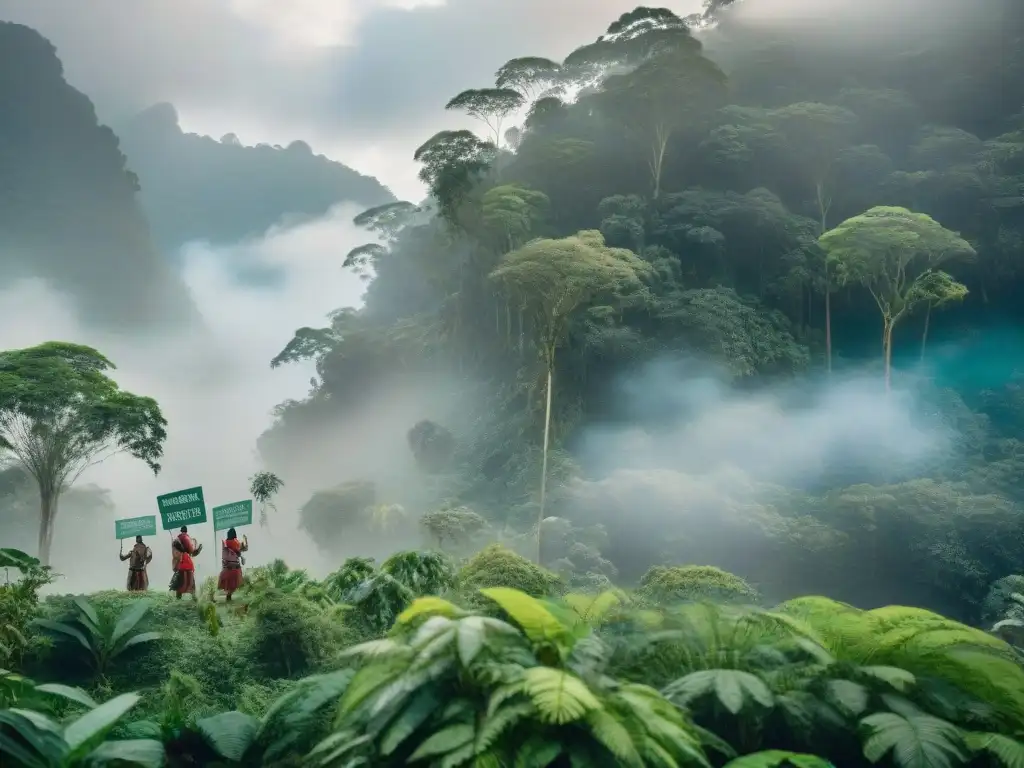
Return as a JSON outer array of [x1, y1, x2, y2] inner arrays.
[[73, 598, 103, 639], [585, 707, 643, 766], [859, 665, 915, 692], [85, 738, 165, 767], [724, 751, 832, 767], [479, 588, 573, 651], [260, 670, 354, 761], [379, 687, 441, 756], [306, 730, 372, 766], [860, 711, 966, 768], [34, 683, 97, 710], [196, 711, 260, 762], [663, 669, 774, 714], [0, 548, 39, 570], [63, 693, 141, 753], [109, 601, 153, 650], [30, 618, 93, 655], [118, 632, 163, 654], [0, 709, 66, 768], [825, 679, 868, 716], [407, 722, 474, 761]]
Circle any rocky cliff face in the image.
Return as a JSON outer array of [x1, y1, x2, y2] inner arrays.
[[0, 21, 197, 329]]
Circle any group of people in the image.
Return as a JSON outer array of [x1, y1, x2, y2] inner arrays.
[[120, 526, 249, 601]]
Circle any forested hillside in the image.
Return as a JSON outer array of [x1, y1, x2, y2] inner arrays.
[[4, 3, 1024, 766], [0, 22, 195, 329], [117, 103, 395, 253], [260, 0, 1024, 623]]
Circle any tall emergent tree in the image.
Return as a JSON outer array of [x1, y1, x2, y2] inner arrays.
[[595, 47, 727, 199], [0, 342, 167, 564], [770, 102, 859, 373], [490, 231, 649, 560], [445, 88, 525, 146], [819, 207, 974, 390]]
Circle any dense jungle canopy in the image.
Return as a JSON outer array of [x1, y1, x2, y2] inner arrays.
[[2, 1, 1024, 766], [258, 0, 1024, 620]]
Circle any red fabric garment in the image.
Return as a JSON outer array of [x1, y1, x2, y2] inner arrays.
[[218, 567, 243, 593], [175, 570, 196, 595], [176, 533, 195, 571], [219, 537, 244, 593]]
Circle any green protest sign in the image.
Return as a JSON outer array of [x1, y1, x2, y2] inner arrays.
[[157, 486, 207, 530], [212, 500, 253, 532], [114, 515, 157, 540]]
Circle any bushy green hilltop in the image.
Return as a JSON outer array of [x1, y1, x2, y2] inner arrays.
[[3, 545, 1024, 766]]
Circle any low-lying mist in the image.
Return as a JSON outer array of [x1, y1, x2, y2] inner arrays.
[[559, 356, 958, 594], [0, 203, 385, 592]]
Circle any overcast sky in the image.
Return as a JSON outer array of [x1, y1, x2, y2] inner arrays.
[[0, 0, 703, 199]]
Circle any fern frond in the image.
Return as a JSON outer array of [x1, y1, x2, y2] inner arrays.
[[521, 667, 600, 724], [860, 710, 966, 768], [664, 669, 774, 714], [962, 731, 1024, 768]]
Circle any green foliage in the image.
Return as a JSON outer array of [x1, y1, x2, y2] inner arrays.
[[0, 342, 167, 564], [419, 505, 489, 552], [380, 551, 456, 596], [248, 471, 284, 528], [0, 689, 162, 767], [5, 544, 1024, 766], [458, 545, 563, 598], [820, 207, 973, 386], [245, 592, 347, 679], [323, 557, 377, 603], [637, 566, 760, 606], [0, 549, 54, 670], [31, 598, 161, 682], [308, 587, 712, 766]]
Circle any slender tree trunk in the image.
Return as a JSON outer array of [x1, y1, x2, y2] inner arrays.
[[538, 349, 554, 564], [825, 268, 832, 373], [817, 181, 832, 374], [920, 303, 932, 362], [38, 486, 58, 566], [883, 318, 894, 392], [650, 125, 670, 200]]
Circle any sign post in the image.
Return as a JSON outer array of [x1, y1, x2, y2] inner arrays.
[[212, 500, 253, 532], [157, 486, 207, 530], [114, 515, 157, 540]]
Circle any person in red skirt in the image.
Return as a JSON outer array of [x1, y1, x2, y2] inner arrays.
[[218, 527, 248, 601], [119, 536, 152, 591], [169, 526, 201, 600]]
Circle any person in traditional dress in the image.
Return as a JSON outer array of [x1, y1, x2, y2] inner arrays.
[[218, 527, 248, 601], [169, 526, 202, 600], [119, 536, 152, 591]]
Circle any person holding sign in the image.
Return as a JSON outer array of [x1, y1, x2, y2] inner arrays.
[[169, 526, 202, 600], [119, 536, 153, 591], [218, 527, 248, 601]]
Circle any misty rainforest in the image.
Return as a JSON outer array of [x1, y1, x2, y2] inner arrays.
[[2, 1, 1024, 766]]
